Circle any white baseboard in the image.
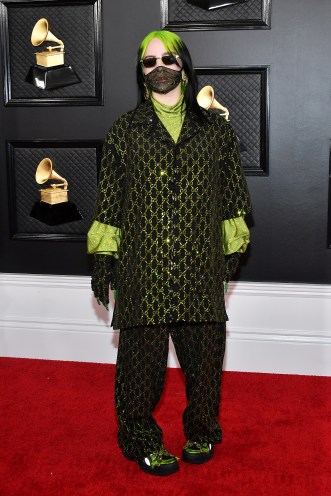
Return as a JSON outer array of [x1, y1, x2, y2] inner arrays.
[[1, 273, 331, 376]]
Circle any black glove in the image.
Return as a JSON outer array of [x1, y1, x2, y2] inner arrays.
[[223, 252, 241, 283], [91, 254, 116, 310]]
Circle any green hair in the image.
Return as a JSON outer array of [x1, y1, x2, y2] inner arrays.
[[140, 30, 184, 58], [136, 30, 205, 122]]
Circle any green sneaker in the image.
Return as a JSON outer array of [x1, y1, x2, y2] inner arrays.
[[138, 445, 179, 476], [182, 440, 214, 464]]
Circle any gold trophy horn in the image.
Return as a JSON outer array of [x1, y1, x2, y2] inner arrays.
[[31, 18, 64, 51], [31, 18, 64, 68], [197, 85, 230, 121], [35, 158, 68, 205]]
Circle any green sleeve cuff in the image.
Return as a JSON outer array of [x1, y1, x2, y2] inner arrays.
[[222, 216, 250, 255], [87, 220, 121, 257]]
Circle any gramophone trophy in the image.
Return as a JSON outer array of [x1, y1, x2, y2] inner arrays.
[[25, 18, 80, 90], [30, 158, 83, 225], [197, 85, 230, 121], [197, 86, 246, 151], [187, 0, 247, 10]]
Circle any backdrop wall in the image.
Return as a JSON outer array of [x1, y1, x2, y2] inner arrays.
[[0, 1, 331, 374], [0, 0, 330, 282]]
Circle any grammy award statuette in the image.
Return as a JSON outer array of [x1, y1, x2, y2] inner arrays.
[[25, 18, 80, 90]]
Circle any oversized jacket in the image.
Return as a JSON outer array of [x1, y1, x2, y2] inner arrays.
[[88, 99, 252, 329]]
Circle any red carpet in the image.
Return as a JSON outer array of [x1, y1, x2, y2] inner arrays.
[[0, 357, 330, 496]]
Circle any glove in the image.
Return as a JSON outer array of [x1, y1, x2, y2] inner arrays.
[[223, 252, 241, 284], [91, 254, 117, 310]]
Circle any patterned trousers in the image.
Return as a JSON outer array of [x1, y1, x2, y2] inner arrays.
[[115, 322, 226, 460]]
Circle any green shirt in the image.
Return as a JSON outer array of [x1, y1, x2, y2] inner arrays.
[[151, 94, 186, 143]]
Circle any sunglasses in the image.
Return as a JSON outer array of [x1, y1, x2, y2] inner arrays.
[[141, 54, 182, 69]]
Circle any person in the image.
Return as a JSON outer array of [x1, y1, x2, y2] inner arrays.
[[87, 30, 252, 476]]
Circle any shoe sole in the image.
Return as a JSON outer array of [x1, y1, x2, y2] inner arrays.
[[138, 460, 180, 476], [182, 449, 214, 464]]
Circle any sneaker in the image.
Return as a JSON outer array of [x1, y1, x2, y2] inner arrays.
[[138, 445, 179, 476], [182, 440, 214, 464]]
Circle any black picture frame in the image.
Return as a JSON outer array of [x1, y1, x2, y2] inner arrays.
[[0, 0, 103, 106], [195, 66, 269, 176], [161, 0, 271, 31], [7, 139, 103, 240]]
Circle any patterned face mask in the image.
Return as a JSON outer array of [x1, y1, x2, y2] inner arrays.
[[144, 66, 182, 94]]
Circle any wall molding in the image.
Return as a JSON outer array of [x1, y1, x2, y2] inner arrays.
[[1, 273, 331, 376]]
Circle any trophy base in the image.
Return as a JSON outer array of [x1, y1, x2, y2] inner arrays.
[[25, 64, 81, 90], [40, 187, 69, 205], [187, 0, 246, 10], [30, 201, 83, 226]]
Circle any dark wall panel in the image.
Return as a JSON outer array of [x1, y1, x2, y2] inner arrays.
[[0, 0, 331, 283]]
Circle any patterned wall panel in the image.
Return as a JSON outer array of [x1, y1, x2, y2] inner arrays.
[[196, 67, 269, 175], [0, 0, 102, 105], [7, 140, 102, 240], [161, 0, 271, 30]]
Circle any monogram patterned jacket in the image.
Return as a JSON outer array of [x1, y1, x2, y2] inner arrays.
[[88, 99, 252, 329]]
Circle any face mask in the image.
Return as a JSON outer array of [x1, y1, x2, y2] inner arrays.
[[144, 66, 182, 94]]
